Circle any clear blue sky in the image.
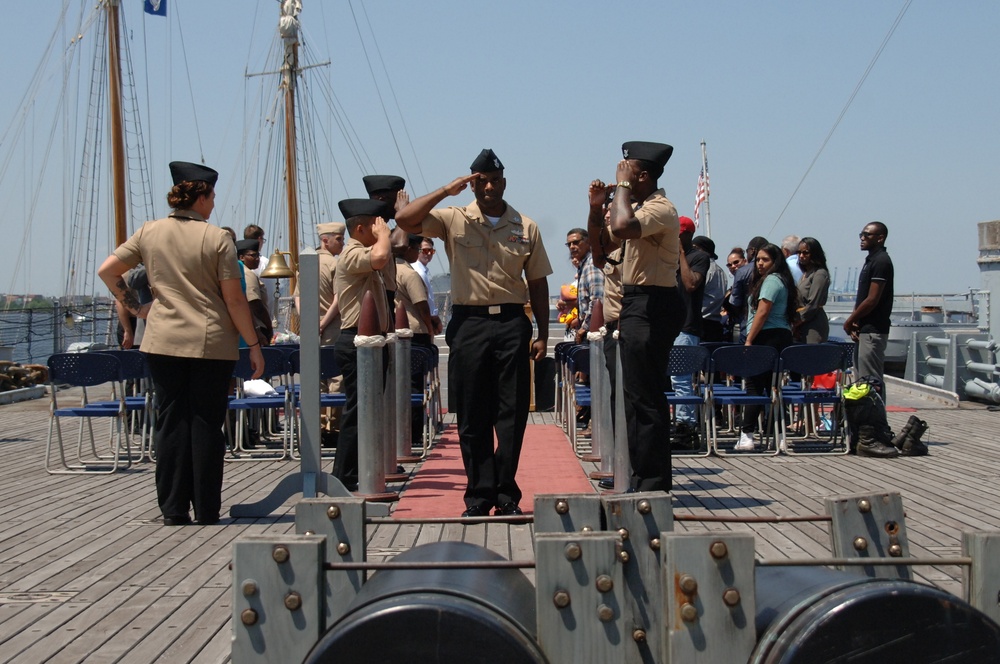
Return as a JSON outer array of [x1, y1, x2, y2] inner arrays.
[[2, 0, 998, 298]]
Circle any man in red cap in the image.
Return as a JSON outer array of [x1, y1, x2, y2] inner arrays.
[[672, 216, 710, 448]]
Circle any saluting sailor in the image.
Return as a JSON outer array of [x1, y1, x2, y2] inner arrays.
[[587, 142, 681, 493], [395, 149, 552, 517]]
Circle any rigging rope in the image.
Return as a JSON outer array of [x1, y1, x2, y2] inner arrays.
[[768, 0, 913, 235]]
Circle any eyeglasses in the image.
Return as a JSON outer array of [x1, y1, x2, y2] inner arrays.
[[420, 248, 435, 255], [859, 231, 877, 238], [242, 252, 260, 259]]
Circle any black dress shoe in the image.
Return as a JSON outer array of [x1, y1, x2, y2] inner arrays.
[[162, 515, 192, 526], [494, 502, 523, 516], [461, 505, 489, 517], [195, 514, 220, 526], [598, 478, 615, 490]]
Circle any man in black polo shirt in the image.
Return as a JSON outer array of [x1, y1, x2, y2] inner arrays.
[[844, 221, 894, 394]]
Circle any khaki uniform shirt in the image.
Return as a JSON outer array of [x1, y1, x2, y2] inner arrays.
[[622, 189, 679, 288], [113, 210, 242, 360], [420, 200, 552, 305], [335, 238, 389, 332], [295, 247, 340, 344], [394, 258, 430, 334], [602, 247, 623, 323], [244, 265, 265, 306]]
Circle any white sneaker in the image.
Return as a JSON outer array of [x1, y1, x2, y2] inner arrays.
[[778, 436, 788, 453], [734, 433, 755, 451]]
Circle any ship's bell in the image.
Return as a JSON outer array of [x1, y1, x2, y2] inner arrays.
[[260, 250, 294, 279]]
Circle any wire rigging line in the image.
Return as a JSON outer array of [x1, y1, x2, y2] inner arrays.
[[769, 0, 912, 235], [346, 0, 413, 185], [358, 2, 428, 192], [171, 0, 205, 165]]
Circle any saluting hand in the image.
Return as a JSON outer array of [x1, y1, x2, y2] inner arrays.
[[371, 216, 389, 239], [588, 180, 608, 208], [615, 159, 633, 183], [444, 174, 478, 197], [394, 189, 410, 214]]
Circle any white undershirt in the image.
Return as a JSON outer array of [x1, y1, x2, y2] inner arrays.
[[485, 214, 501, 227]]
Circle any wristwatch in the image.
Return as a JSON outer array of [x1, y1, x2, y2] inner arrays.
[[616, 181, 632, 189]]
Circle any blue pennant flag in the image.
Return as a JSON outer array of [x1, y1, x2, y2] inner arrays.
[[144, 0, 167, 17]]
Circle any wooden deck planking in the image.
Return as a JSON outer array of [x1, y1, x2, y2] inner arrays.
[[1, 385, 997, 662]]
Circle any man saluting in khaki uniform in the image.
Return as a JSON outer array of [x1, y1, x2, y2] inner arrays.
[[396, 149, 552, 517]]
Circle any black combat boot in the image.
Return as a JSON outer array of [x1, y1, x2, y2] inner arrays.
[[900, 418, 929, 456], [856, 425, 900, 458], [891, 415, 919, 449]]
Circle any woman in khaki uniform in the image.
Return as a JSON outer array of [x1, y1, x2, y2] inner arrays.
[[98, 161, 263, 526]]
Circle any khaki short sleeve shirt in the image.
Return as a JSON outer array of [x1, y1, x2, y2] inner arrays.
[[622, 189, 679, 288], [113, 210, 242, 360], [394, 258, 429, 334], [244, 266, 264, 304], [419, 200, 552, 305], [334, 238, 389, 332]]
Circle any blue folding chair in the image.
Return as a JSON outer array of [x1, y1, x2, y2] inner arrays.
[[410, 346, 434, 457], [778, 344, 850, 455], [45, 352, 131, 474], [95, 349, 154, 461], [666, 344, 712, 456], [707, 345, 780, 455], [227, 347, 291, 459]]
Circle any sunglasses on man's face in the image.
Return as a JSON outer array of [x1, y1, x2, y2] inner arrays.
[[421, 248, 435, 255]]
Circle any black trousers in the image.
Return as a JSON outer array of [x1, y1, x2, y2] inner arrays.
[[619, 286, 683, 492], [603, 320, 619, 431], [333, 331, 388, 486], [147, 353, 234, 522], [742, 327, 793, 434], [447, 307, 532, 510]]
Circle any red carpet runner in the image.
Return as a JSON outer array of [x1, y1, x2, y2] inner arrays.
[[392, 424, 596, 518]]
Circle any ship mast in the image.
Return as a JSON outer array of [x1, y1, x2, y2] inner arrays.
[[280, 0, 302, 290], [106, 0, 128, 248]]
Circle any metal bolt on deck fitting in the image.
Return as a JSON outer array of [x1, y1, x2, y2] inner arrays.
[[241, 609, 258, 626], [241, 580, 258, 597], [284, 592, 302, 611], [618, 527, 630, 541], [595, 575, 614, 593], [555, 499, 569, 514], [632, 629, 647, 643], [637, 499, 651, 514], [581, 526, 593, 533], [327, 505, 341, 520], [303, 530, 315, 536], [597, 604, 615, 622], [680, 603, 698, 622], [619, 550, 631, 564], [564, 542, 582, 561], [722, 588, 741, 607], [337, 542, 351, 556], [649, 537, 661, 551], [272, 545, 290, 563], [679, 574, 698, 595], [857, 499, 872, 513], [888, 543, 903, 557], [709, 540, 728, 560], [553, 590, 571, 609], [854, 537, 868, 551]]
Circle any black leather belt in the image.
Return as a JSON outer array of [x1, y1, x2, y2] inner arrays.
[[452, 303, 524, 316]]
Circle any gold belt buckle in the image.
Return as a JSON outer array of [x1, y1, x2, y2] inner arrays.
[[488, 305, 501, 315]]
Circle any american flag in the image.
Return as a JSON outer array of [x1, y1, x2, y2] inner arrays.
[[694, 166, 709, 223]]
